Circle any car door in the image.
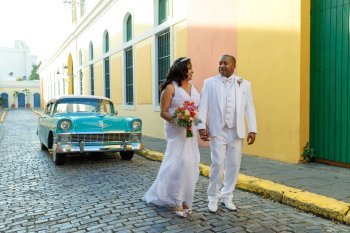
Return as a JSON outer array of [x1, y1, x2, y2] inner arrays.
[[39, 102, 53, 145]]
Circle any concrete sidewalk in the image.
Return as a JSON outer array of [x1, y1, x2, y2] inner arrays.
[[139, 135, 350, 225]]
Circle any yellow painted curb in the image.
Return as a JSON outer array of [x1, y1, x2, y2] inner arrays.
[[137, 148, 350, 224], [346, 212, 350, 224], [31, 109, 43, 116], [137, 149, 163, 162], [283, 190, 349, 223], [199, 163, 210, 177], [237, 174, 294, 202], [0, 110, 7, 123]]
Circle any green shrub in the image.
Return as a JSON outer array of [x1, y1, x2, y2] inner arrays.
[[301, 142, 316, 162]]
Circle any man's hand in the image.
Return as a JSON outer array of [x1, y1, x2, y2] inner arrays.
[[199, 129, 210, 141], [247, 132, 256, 145]]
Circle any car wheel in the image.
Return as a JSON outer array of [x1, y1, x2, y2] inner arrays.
[[120, 151, 134, 160], [53, 150, 66, 165], [40, 142, 48, 150]]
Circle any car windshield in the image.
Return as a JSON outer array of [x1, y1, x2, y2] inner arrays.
[[53, 98, 114, 114]]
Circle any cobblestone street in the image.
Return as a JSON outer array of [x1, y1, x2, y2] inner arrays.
[[0, 109, 349, 232]]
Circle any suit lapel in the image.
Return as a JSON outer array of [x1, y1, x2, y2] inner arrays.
[[215, 76, 224, 113], [234, 75, 242, 113]]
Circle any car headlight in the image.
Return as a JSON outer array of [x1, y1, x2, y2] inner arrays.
[[59, 120, 71, 130], [132, 120, 141, 130]]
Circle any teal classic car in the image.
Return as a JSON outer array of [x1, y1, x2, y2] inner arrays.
[[37, 95, 142, 165]]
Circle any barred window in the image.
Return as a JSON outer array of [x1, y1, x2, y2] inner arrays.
[[103, 31, 110, 98], [90, 65, 94, 95], [125, 47, 133, 105], [157, 30, 170, 103], [79, 70, 83, 95], [104, 57, 110, 98]]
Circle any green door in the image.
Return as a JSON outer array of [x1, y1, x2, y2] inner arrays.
[[310, 0, 350, 164]]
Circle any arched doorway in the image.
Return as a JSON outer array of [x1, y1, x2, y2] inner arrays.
[[33, 93, 41, 107], [18, 93, 25, 108], [1, 93, 9, 108]]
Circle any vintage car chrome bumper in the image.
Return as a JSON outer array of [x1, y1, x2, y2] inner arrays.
[[54, 133, 142, 153]]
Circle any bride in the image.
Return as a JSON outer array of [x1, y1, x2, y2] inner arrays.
[[142, 57, 201, 218]]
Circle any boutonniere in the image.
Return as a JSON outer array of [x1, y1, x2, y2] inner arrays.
[[237, 78, 243, 87]]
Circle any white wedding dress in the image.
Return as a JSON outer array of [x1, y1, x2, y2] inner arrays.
[[143, 81, 200, 208]]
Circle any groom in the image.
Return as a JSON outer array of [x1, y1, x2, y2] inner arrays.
[[198, 54, 257, 212]]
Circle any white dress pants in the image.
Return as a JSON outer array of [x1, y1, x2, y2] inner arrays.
[[207, 126, 243, 202]]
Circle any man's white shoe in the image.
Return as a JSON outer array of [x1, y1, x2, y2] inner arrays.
[[221, 200, 237, 211], [208, 202, 218, 213]]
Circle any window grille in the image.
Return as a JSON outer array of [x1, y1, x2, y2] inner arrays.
[[157, 30, 170, 103], [125, 47, 134, 105]]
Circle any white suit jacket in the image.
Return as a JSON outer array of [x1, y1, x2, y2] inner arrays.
[[198, 74, 257, 138]]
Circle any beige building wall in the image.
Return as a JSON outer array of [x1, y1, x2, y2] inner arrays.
[[135, 39, 153, 105], [110, 53, 123, 105], [38, 0, 311, 163], [235, 0, 309, 163]]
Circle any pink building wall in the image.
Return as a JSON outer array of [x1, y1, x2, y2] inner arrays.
[[187, 0, 237, 90]]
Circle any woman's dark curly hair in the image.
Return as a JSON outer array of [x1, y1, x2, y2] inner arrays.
[[160, 57, 191, 92]]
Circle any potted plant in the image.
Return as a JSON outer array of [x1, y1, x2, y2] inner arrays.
[[12, 91, 19, 108], [23, 89, 31, 108]]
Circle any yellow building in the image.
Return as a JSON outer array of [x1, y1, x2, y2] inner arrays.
[[39, 0, 313, 164], [0, 81, 41, 108]]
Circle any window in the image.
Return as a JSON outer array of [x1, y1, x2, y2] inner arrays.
[[125, 47, 134, 105], [89, 42, 94, 95], [126, 14, 132, 42], [104, 31, 109, 53], [158, 0, 168, 24], [79, 50, 83, 66], [58, 78, 60, 95], [62, 77, 65, 95], [80, 0, 86, 17], [90, 65, 94, 95], [89, 42, 94, 61], [157, 30, 170, 103], [79, 70, 83, 95], [103, 31, 110, 98], [104, 57, 110, 98], [45, 102, 54, 115]]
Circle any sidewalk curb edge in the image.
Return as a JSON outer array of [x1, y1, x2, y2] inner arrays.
[[31, 109, 43, 116], [0, 110, 7, 123], [137, 149, 350, 224]]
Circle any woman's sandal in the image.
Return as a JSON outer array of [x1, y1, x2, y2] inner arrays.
[[182, 203, 192, 215], [173, 206, 188, 218]]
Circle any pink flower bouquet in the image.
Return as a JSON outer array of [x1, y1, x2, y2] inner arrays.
[[173, 100, 202, 137]]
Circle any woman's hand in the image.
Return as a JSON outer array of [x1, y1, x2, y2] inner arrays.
[[199, 129, 210, 141]]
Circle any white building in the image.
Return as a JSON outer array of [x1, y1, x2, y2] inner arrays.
[[0, 40, 37, 81], [0, 41, 40, 108]]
